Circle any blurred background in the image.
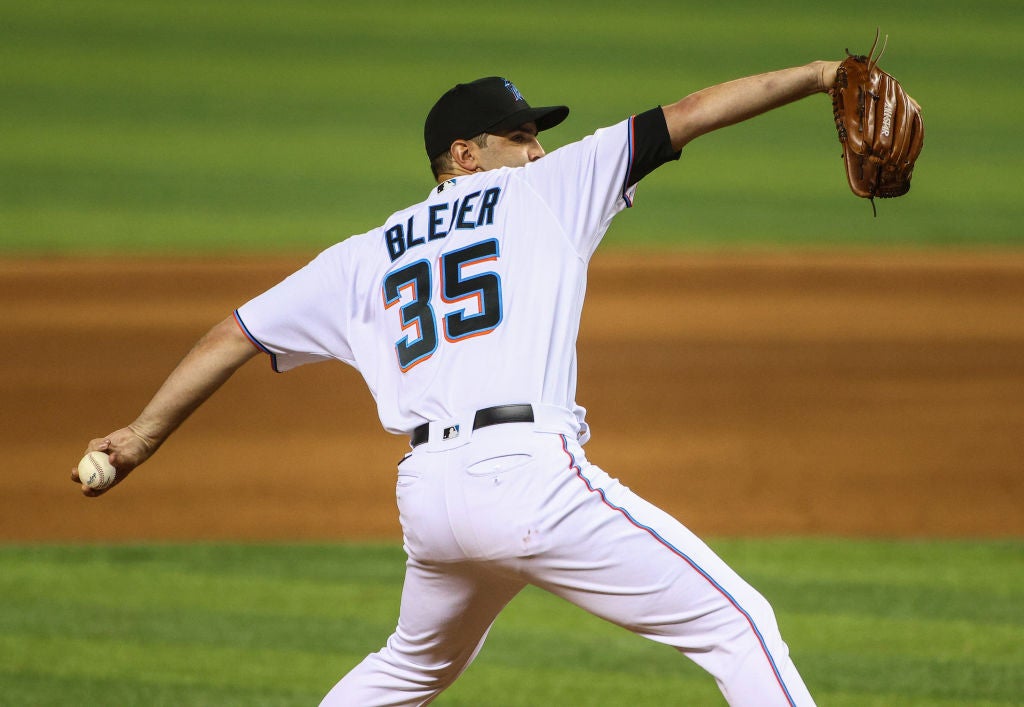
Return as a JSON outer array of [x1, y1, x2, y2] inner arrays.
[[4, 0, 1022, 540], [2, 0, 1021, 254]]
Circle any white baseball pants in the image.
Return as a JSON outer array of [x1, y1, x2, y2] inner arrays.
[[320, 417, 814, 706]]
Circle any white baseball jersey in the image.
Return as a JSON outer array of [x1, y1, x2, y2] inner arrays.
[[235, 111, 675, 440], [237, 107, 816, 707]]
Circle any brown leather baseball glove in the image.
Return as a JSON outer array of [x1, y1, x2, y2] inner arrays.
[[831, 33, 924, 213]]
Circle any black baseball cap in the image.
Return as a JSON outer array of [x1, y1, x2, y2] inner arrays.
[[424, 77, 569, 160]]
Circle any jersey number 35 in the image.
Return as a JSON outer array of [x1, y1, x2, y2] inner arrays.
[[383, 239, 502, 372]]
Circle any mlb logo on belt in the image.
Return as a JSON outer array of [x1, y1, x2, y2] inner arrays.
[[443, 425, 460, 440]]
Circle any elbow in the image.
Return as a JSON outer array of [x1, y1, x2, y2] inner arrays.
[[202, 315, 262, 368], [662, 95, 707, 152]]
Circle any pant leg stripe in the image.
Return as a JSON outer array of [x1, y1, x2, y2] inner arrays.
[[559, 435, 795, 706]]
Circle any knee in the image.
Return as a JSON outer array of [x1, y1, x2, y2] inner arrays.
[[718, 584, 783, 649], [741, 587, 778, 627], [320, 646, 466, 707], [377, 633, 479, 692]]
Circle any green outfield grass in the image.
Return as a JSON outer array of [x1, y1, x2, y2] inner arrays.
[[1, 540, 1021, 706], [2, 0, 1022, 254]]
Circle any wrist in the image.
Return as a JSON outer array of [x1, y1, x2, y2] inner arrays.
[[814, 60, 842, 93], [127, 423, 157, 453]]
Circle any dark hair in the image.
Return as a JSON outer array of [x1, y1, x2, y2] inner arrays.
[[429, 133, 489, 180]]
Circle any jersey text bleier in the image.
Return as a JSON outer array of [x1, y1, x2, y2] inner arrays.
[[383, 186, 502, 261]]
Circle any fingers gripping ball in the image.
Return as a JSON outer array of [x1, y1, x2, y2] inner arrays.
[[79, 451, 117, 490]]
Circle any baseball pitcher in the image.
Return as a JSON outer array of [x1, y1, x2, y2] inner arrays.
[[72, 51, 922, 705]]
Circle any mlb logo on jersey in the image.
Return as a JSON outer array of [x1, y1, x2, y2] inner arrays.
[[503, 79, 524, 103]]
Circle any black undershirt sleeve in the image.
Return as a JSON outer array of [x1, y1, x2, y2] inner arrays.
[[627, 107, 682, 188]]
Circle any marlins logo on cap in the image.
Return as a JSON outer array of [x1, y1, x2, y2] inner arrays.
[[503, 79, 525, 102], [423, 77, 570, 160]]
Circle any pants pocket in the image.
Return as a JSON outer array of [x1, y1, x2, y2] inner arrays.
[[465, 453, 533, 478]]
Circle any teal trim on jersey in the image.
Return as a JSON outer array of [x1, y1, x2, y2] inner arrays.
[[620, 116, 635, 209], [233, 310, 281, 373]]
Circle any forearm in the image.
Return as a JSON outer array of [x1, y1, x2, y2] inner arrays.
[[663, 60, 840, 151], [129, 315, 259, 451]]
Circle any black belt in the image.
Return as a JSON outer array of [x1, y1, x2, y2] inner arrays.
[[410, 404, 535, 447]]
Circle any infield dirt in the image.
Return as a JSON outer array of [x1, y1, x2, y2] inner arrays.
[[3, 252, 1022, 542]]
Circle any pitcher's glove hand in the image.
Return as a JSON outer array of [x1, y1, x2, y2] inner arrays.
[[831, 32, 924, 212]]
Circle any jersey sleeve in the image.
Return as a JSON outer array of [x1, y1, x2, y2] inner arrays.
[[627, 106, 683, 187], [520, 107, 680, 259], [234, 241, 358, 372]]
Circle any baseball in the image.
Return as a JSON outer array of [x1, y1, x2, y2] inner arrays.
[[78, 450, 116, 490]]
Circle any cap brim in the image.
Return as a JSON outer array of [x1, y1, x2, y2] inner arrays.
[[489, 105, 569, 135]]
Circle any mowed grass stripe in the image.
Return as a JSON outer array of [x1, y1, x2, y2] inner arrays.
[[0, 672, 320, 707], [2, 1, 1021, 251], [1, 540, 1021, 705], [710, 537, 1024, 591], [785, 613, 1021, 664], [0, 634, 336, 690]]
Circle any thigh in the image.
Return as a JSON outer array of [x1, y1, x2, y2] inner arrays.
[[320, 558, 525, 706], [533, 461, 763, 644], [528, 440, 809, 704], [394, 556, 525, 660]]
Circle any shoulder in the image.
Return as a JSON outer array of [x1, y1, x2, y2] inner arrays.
[[518, 117, 633, 181], [543, 117, 633, 160]]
